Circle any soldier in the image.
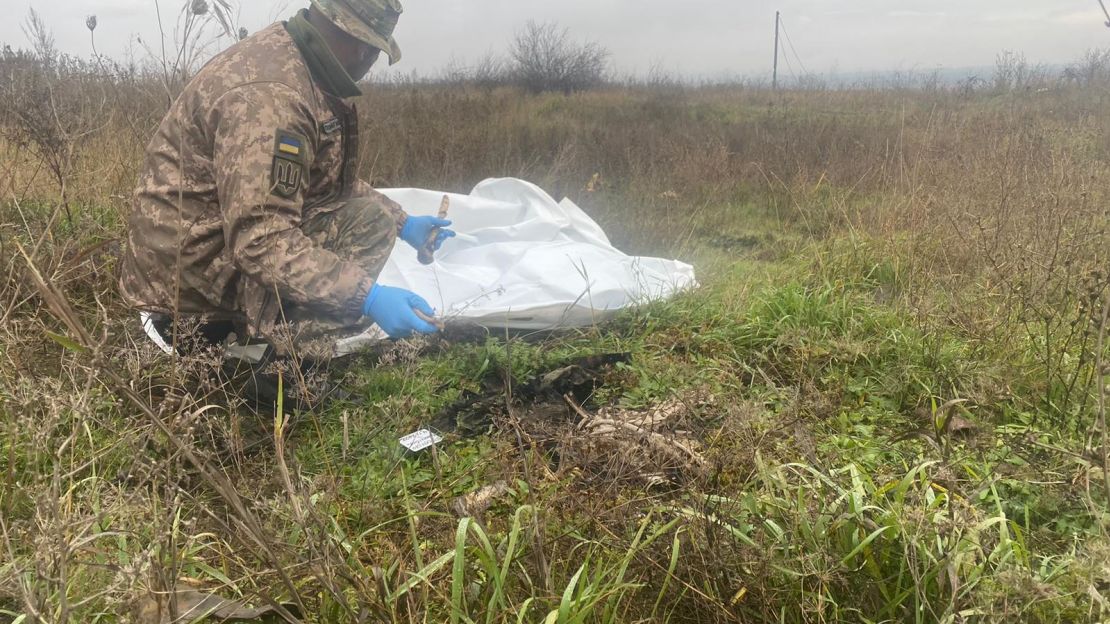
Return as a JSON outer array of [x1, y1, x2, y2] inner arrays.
[[119, 0, 454, 405]]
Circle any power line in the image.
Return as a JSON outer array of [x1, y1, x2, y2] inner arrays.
[[780, 43, 798, 81], [778, 17, 809, 76], [1098, 0, 1110, 27]]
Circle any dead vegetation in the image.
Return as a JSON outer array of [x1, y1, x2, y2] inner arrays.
[[2, 6, 1110, 622]]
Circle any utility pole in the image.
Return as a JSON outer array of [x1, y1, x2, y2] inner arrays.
[[773, 11, 781, 90]]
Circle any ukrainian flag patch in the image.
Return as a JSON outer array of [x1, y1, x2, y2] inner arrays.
[[273, 129, 307, 164], [278, 136, 301, 156], [271, 128, 308, 199]]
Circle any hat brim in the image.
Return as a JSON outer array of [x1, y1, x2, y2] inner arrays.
[[311, 0, 402, 65]]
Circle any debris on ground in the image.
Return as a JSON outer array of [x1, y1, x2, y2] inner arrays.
[[431, 352, 631, 435], [558, 392, 712, 486], [430, 353, 713, 486], [132, 586, 301, 623], [451, 480, 512, 523]]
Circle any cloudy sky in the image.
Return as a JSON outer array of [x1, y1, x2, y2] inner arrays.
[[3, 1, 1108, 80]]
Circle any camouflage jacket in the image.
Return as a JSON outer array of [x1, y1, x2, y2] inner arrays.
[[119, 21, 403, 337]]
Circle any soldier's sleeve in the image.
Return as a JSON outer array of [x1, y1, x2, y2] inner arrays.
[[212, 82, 374, 315], [354, 179, 407, 233]]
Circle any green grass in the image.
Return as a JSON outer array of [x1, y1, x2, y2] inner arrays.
[[211, 229, 1102, 622], [3, 203, 1107, 622], [3, 77, 1110, 622]]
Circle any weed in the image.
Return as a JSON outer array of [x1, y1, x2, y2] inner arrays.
[[2, 13, 1110, 622]]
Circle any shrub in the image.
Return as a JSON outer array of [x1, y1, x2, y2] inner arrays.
[[508, 21, 609, 94]]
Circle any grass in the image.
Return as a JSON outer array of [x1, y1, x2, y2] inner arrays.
[[2, 39, 1110, 622]]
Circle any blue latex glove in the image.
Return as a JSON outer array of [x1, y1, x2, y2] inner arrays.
[[363, 284, 439, 339], [400, 215, 456, 252]]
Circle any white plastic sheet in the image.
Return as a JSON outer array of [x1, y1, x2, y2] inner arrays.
[[377, 178, 694, 323], [144, 178, 696, 355]]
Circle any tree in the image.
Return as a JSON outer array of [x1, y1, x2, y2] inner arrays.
[[508, 21, 609, 94]]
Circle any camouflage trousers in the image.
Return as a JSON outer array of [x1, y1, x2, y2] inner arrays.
[[152, 195, 397, 410], [258, 194, 398, 360]]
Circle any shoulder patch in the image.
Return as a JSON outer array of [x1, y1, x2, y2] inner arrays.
[[271, 157, 303, 199], [274, 129, 307, 164], [271, 129, 307, 199]]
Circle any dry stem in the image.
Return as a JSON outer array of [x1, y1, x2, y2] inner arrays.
[[1097, 295, 1110, 507]]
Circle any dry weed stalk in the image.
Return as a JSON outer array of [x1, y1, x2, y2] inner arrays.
[[13, 240, 307, 621], [147, 0, 237, 102], [1096, 295, 1110, 505], [10, 246, 398, 619], [2, 17, 1110, 618], [1, 14, 113, 227]]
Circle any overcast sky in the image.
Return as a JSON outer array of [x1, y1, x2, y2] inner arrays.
[[2, 1, 1108, 80]]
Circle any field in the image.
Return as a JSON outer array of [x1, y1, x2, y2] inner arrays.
[[2, 39, 1110, 623]]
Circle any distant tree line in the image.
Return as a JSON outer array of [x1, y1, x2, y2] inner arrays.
[[5, 6, 1110, 96]]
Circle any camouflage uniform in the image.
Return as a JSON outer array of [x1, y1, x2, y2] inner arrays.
[[119, 10, 403, 359]]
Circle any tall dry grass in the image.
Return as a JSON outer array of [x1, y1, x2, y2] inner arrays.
[[1, 33, 1109, 621]]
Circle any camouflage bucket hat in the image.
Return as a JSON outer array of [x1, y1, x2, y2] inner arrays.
[[311, 0, 403, 65]]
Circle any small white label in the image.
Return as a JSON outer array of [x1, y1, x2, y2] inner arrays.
[[399, 429, 443, 452]]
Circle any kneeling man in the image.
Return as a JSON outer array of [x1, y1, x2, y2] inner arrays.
[[120, 0, 453, 377]]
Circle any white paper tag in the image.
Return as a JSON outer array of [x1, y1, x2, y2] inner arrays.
[[334, 325, 390, 357], [399, 429, 443, 452]]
